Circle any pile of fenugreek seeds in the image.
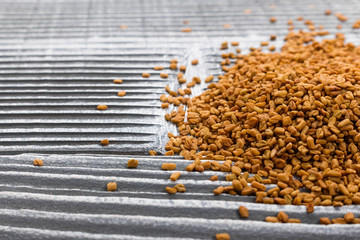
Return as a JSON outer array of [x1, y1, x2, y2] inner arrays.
[[154, 11, 360, 239]]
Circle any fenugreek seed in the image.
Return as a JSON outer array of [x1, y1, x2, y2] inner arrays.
[[33, 159, 43, 166], [191, 59, 199, 65], [127, 159, 138, 168], [214, 186, 224, 195], [154, 66, 164, 70], [179, 65, 186, 72], [161, 163, 176, 170], [265, 216, 279, 223], [325, 9, 332, 15], [165, 187, 177, 194], [215, 233, 231, 240], [336, 13, 348, 22], [174, 183, 186, 192], [119, 25, 127, 29], [231, 42, 239, 46], [344, 212, 355, 223], [332, 218, 346, 224], [277, 211, 289, 223], [268, 46, 275, 51], [149, 150, 157, 156], [142, 72, 150, 78], [239, 206, 249, 218], [161, 103, 169, 109], [288, 218, 301, 223], [210, 175, 218, 181], [181, 28, 192, 32], [113, 79, 123, 84], [205, 75, 214, 83], [319, 217, 331, 225], [107, 182, 117, 191], [117, 90, 126, 97], [100, 139, 109, 145], [261, 41, 269, 46], [306, 202, 314, 213], [251, 181, 266, 191], [186, 163, 195, 172], [269, 17, 277, 23], [270, 35, 276, 40], [97, 105, 108, 110], [160, 73, 169, 78], [169, 63, 177, 70]]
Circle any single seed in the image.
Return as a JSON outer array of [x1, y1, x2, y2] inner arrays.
[[210, 175, 219, 181], [231, 42, 239, 46], [113, 79, 123, 84], [269, 17, 277, 23], [265, 216, 279, 223], [239, 206, 249, 218], [277, 211, 289, 223], [100, 139, 109, 145], [160, 73, 169, 78], [270, 35, 276, 40], [117, 90, 126, 97], [215, 233, 231, 240], [127, 159, 138, 168], [191, 59, 199, 65], [325, 9, 332, 15], [161, 163, 177, 170], [261, 41, 269, 46], [344, 212, 355, 223], [174, 183, 186, 192], [97, 105, 108, 110], [107, 182, 117, 191], [205, 75, 214, 83], [33, 159, 43, 167], [320, 217, 331, 225], [142, 72, 150, 78], [181, 28, 192, 32], [214, 186, 224, 195], [335, 12, 348, 22], [170, 172, 181, 181], [179, 65, 186, 72], [119, 25, 127, 29], [149, 150, 157, 156], [223, 24, 231, 28], [154, 66, 164, 70], [165, 187, 177, 194], [161, 103, 169, 109]]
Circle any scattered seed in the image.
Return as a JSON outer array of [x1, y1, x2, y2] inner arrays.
[[210, 175, 218, 181], [205, 75, 214, 83], [161, 163, 177, 170], [113, 79, 123, 84], [239, 206, 249, 218], [181, 28, 192, 32], [191, 59, 199, 65], [223, 24, 231, 28], [336, 12, 348, 22], [220, 42, 228, 50], [165, 186, 177, 194], [100, 139, 109, 145], [97, 105, 108, 110], [127, 159, 138, 168], [142, 72, 150, 78], [269, 17, 277, 23], [277, 211, 289, 223], [33, 159, 43, 166], [154, 66, 164, 70], [107, 182, 117, 191], [161, 103, 169, 109], [320, 217, 331, 225], [270, 35, 276, 40], [117, 90, 126, 97], [215, 233, 231, 240], [325, 9, 332, 15], [260, 41, 269, 46], [243, 9, 252, 14], [170, 172, 181, 181], [174, 183, 186, 192], [268, 45, 276, 51], [344, 212, 355, 223], [149, 150, 157, 156], [179, 65, 186, 72], [119, 25, 127, 29], [231, 42, 239, 46], [160, 73, 169, 78]]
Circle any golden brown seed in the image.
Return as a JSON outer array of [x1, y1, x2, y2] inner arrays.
[[223, 24, 231, 28], [215, 233, 231, 240], [205, 75, 214, 83], [181, 28, 192, 32], [174, 184, 186, 192], [288, 218, 301, 223], [127, 159, 138, 168], [165, 187, 177, 194], [268, 45, 275, 51], [270, 35, 276, 40], [306, 202, 314, 213], [119, 25, 128, 29], [331, 218, 346, 224], [100, 139, 109, 145], [113, 79, 123, 84], [33, 159, 43, 166], [160, 73, 169, 78], [231, 42, 239, 46], [117, 90, 126, 97], [210, 175, 219, 181], [191, 59, 199, 65], [142, 72, 150, 78], [260, 41, 269, 46], [269, 17, 277, 23], [149, 150, 157, 156], [179, 65, 186, 72], [325, 9, 332, 15], [336, 12, 348, 22], [344, 212, 355, 223], [97, 105, 108, 110], [170, 172, 181, 181], [277, 211, 289, 223], [161, 163, 177, 170], [320, 217, 331, 225], [154, 66, 164, 70], [265, 216, 279, 223], [161, 103, 169, 109], [107, 182, 117, 191], [214, 186, 224, 195], [239, 206, 249, 218]]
